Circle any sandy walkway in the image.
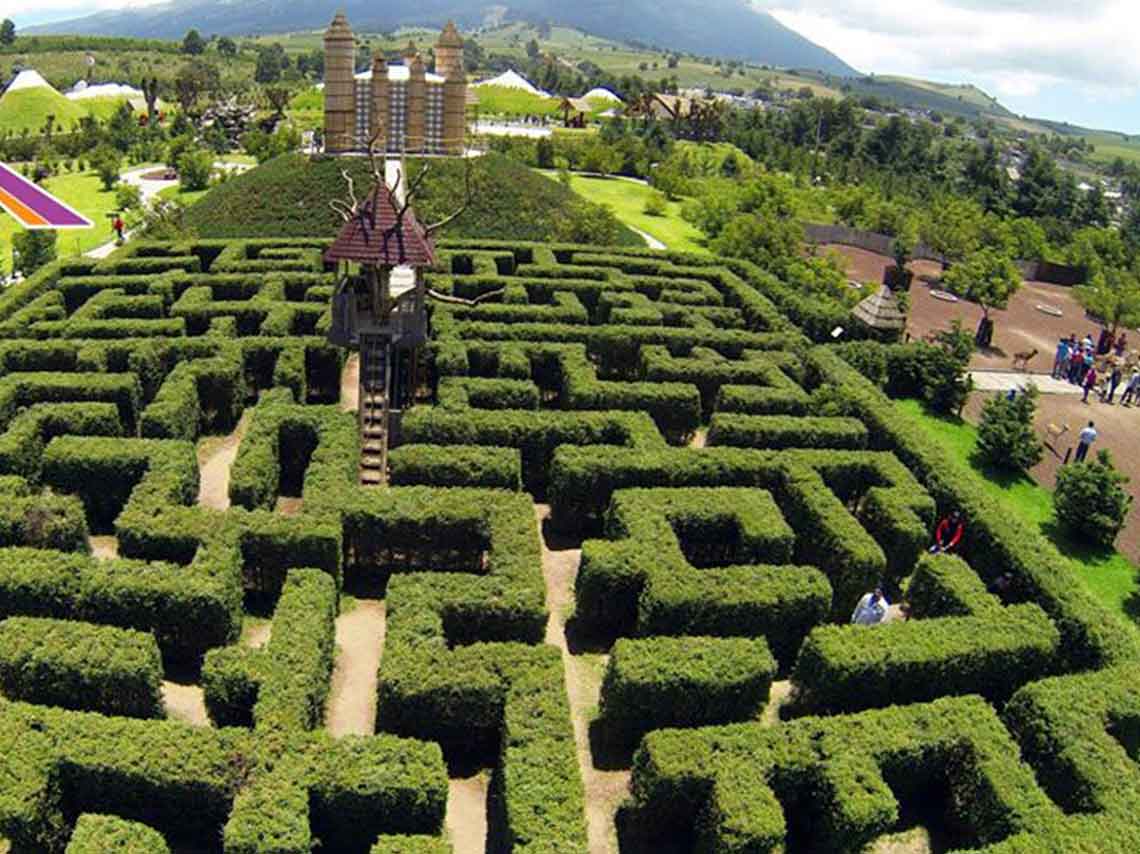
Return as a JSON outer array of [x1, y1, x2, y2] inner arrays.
[[535, 504, 629, 854], [162, 681, 210, 727], [88, 535, 119, 560], [196, 412, 251, 511], [341, 354, 360, 413], [241, 618, 272, 649], [447, 773, 490, 854], [324, 599, 386, 737]]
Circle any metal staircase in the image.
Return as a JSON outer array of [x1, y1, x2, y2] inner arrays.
[[358, 332, 389, 485]]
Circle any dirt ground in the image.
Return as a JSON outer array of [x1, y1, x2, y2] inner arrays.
[[162, 682, 210, 727], [963, 390, 1140, 563], [535, 504, 630, 854], [341, 354, 360, 412], [826, 244, 1100, 373], [447, 773, 490, 854], [324, 598, 386, 737], [88, 535, 119, 560], [196, 412, 252, 511], [831, 244, 1140, 563]]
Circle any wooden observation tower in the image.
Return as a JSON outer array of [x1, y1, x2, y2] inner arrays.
[[325, 174, 435, 485], [324, 141, 476, 486]]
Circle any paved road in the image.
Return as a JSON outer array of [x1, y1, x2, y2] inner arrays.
[[969, 370, 1083, 395]]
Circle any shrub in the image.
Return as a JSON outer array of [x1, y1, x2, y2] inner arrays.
[[66, 814, 171, 853], [1054, 450, 1132, 548], [598, 635, 775, 742], [976, 384, 1044, 471], [0, 616, 164, 718], [642, 190, 668, 217]]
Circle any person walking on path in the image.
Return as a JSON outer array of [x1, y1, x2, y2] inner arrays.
[[1082, 364, 1098, 403], [1115, 333, 1128, 358], [112, 215, 125, 244], [1107, 363, 1124, 403], [929, 511, 965, 554], [851, 587, 889, 625], [1074, 421, 1097, 463], [1122, 369, 1140, 406], [1053, 337, 1070, 379]]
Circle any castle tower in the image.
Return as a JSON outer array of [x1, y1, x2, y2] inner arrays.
[[323, 11, 357, 154], [370, 53, 389, 153], [406, 48, 427, 154], [436, 21, 467, 155]]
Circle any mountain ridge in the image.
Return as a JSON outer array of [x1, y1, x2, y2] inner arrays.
[[25, 0, 858, 76]]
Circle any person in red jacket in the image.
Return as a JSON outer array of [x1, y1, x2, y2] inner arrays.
[[929, 511, 964, 553]]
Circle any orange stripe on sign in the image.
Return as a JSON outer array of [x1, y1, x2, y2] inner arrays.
[[0, 186, 50, 227]]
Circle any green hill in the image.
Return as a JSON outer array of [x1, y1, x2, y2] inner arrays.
[[0, 86, 87, 134], [183, 151, 644, 246]]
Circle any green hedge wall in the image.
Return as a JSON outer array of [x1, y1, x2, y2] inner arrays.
[[576, 487, 828, 667], [708, 413, 868, 449], [65, 813, 170, 854], [623, 695, 1058, 852], [598, 635, 775, 742], [388, 444, 522, 490], [0, 616, 164, 718]]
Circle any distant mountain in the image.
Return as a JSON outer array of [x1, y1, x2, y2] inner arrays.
[[28, 0, 858, 75]]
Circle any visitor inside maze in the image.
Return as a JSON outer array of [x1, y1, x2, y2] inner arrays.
[[0, 221, 1134, 854]]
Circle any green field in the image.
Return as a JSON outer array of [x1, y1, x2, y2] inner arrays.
[[0, 86, 88, 134], [897, 398, 1140, 624], [546, 171, 709, 254], [0, 170, 121, 276]]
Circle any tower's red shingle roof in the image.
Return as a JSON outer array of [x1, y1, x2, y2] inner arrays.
[[324, 184, 436, 267]]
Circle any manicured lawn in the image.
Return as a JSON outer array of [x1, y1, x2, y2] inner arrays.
[[542, 171, 710, 255], [897, 398, 1140, 624], [1, 169, 120, 276]]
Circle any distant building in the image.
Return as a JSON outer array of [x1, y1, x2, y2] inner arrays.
[[323, 13, 466, 156]]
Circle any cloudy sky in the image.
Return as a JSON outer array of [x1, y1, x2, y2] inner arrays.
[[756, 0, 1140, 133], [7, 0, 1140, 133]]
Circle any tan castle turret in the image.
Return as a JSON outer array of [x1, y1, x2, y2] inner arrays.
[[436, 21, 466, 155], [405, 47, 427, 153], [323, 11, 356, 154]]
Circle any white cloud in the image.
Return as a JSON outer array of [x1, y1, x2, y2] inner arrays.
[[756, 0, 1140, 99], [6, 0, 167, 27]]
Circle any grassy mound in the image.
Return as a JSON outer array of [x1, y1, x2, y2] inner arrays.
[[0, 86, 87, 134], [183, 151, 643, 246]]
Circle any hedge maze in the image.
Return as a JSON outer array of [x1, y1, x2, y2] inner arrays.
[[0, 237, 1137, 852]]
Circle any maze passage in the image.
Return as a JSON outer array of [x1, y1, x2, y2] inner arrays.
[[0, 237, 1136, 852]]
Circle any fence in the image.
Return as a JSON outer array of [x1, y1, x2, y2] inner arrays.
[[803, 223, 1083, 287]]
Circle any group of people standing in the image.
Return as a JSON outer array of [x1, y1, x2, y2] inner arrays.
[[1052, 331, 1139, 405]]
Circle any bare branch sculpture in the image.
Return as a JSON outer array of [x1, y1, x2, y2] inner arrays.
[[426, 287, 504, 306]]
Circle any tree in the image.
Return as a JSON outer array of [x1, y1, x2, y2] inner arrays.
[[89, 145, 123, 191], [942, 248, 1021, 345], [0, 19, 15, 46], [535, 137, 554, 169], [920, 196, 983, 268], [580, 140, 621, 177], [1074, 265, 1140, 338], [216, 37, 237, 58], [174, 60, 221, 115], [12, 230, 57, 275], [1054, 450, 1132, 549], [526, 39, 540, 60], [255, 45, 287, 84], [976, 384, 1044, 471], [177, 147, 213, 191], [181, 29, 206, 56], [140, 77, 162, 127]]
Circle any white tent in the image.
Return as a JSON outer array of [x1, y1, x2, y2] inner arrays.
[[473, 70, 551, 98], [6, 69, 54, 93], [66, 81, 145, 101], [581, 87, 622, 104]]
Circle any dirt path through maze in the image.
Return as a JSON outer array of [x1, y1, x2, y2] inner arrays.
[[324, 598, 386, 737], [535, 504, 630, 854], [196, 411, 252, 511]]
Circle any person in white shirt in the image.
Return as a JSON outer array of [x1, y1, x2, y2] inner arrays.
[[1074, 421, 1097, 463], [851, 587, 889, 625]]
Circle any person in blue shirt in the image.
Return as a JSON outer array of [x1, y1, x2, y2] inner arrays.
[[1053, 337, 1070, 379]]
